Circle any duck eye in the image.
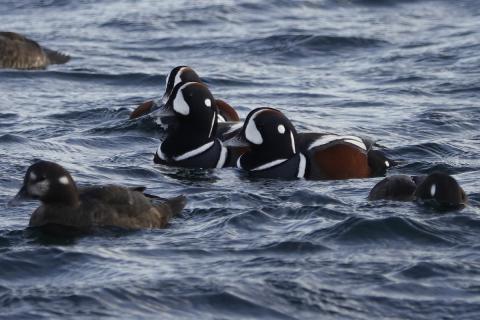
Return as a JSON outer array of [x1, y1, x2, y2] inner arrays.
[[277, 124, 286, 134]]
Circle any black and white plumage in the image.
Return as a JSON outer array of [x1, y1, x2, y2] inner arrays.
[[129, 66, 240, 122], [0, 32, 69, 69], [11, 161, 186, 231], [224, 107, 394, 180], [153, 82, 243, 168]]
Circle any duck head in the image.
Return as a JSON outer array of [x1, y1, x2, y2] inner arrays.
[[12, 160, 79, 206], [415, 172, 467, 208], [225, 107, 298, 159]]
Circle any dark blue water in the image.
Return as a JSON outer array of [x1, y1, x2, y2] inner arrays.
[[1, 0, 480, 319]]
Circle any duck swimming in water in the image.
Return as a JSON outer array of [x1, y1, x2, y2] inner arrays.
[[368, 172, 467, 208], [11, 160, 186, 231], [130, 66, 240, 122], [0, 31, 70, 69]]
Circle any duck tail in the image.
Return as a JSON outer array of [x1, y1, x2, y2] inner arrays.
[[155, 195, 187, 220], [44, 48, 70, 64]]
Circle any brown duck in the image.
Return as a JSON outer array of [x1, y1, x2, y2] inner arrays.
[[0, 31, 70, 69], [12, 160, 186, 231]]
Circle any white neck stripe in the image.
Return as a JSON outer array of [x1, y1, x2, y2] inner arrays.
[[157, 144, 168, 161], [290, 131, 296, 154], [208, 111, 216, 138], [236, 154, 243, 169], [252, 158, 288, 171], [297, 153, 306, 178], [216, 143, 228, 168]]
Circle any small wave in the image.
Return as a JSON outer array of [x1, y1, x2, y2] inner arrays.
[[0, 70, 163, 85], [0, 134, 29, 144], [309, 216, 454, 245], [242, 34, 389, 56]]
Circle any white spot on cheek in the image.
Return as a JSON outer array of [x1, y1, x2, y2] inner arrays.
[[30, 172, 37, 180], [430, 184, 436, 197], [385, 161, 390, 168], [58, 176, 69, 185], [277, 124, 285, 134], [204, 98, 212, 107]]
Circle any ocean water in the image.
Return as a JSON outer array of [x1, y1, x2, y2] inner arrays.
[[1, 0, 480, 319]]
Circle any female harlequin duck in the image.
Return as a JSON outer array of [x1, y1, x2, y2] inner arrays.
[[11, 161, 186, 230], [129, 65, 240, 122], [152, 81, 246, 168], [0, 31, 70, 69], [368, 172, 467, 208], [223, 107, 394, 180]]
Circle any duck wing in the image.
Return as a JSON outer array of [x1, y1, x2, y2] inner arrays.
[[80, 185, 186, 229]]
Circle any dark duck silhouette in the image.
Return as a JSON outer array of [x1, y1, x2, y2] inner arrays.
[[368, 172, 467, 208]]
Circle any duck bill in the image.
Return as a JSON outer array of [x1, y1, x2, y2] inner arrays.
[[8, 185, 31, 206], [223, 133, 249, 148], [149, 101, 178, 128]]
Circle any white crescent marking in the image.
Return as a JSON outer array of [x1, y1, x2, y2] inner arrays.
[[297, 153, 306, 178]]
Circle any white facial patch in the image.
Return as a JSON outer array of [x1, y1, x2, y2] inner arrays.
[[172, 83, 194, 115], [245, 109, 267, 145], [58, 176, 69, 185], [28, 180, 50, 197], [430, 184, 436, 197], [165, 67, 186, 92], [385, 161, 390, 168], [204, 98, 212, 107], [175, 67, 186, 85], [29, 171, 37, 181], [277, 124, 285, 134]]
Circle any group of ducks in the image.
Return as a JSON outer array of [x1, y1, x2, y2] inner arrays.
[[2, 32, 468, 234]]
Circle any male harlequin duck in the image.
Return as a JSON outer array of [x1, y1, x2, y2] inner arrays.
[[129, 65, 240, 122], [152, 81, 246, 168], [223, 107, 394, 180], [0, 31, 70, 69], [368, 172, 467, 208], [11, 161, 186, 230]]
